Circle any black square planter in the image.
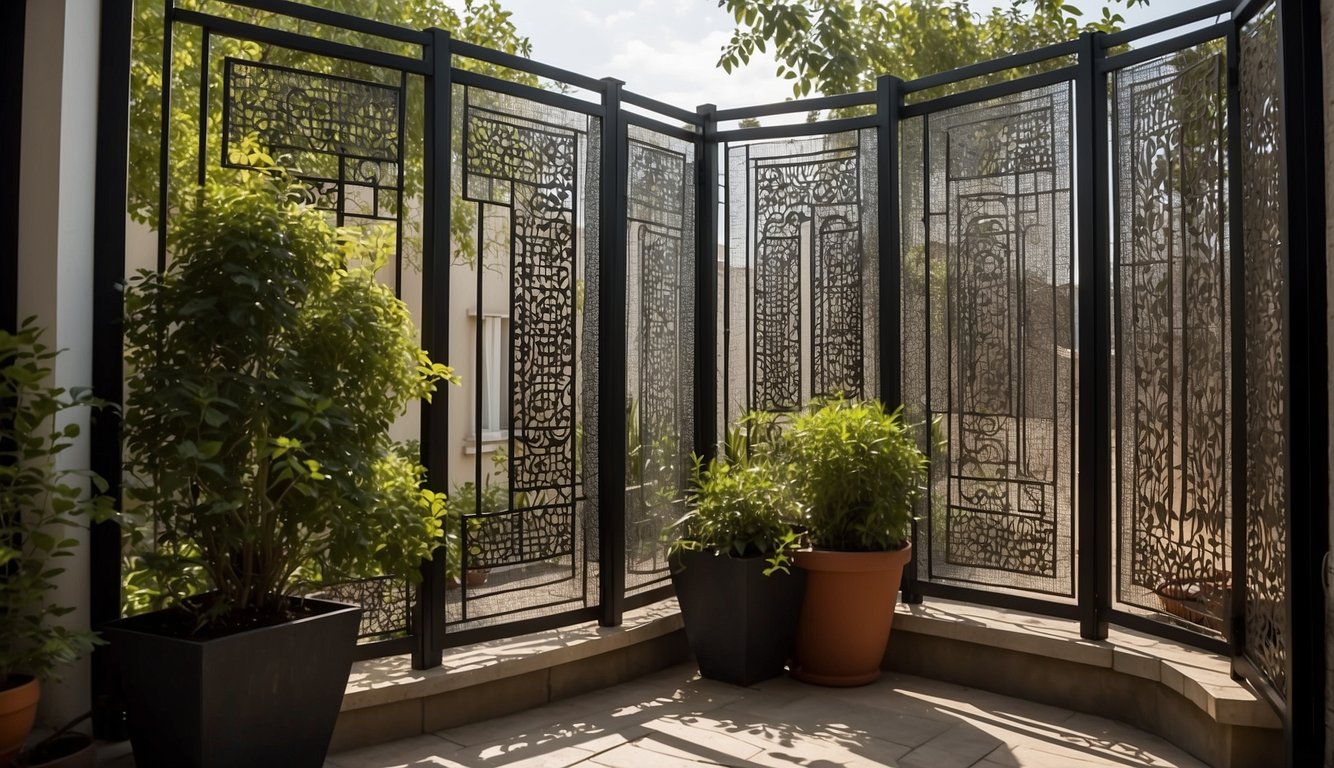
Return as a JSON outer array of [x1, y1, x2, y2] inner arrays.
[[103, 597, 360, 768], [670, 550, 807, 686]]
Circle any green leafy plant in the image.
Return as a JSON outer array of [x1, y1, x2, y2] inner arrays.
[[0, 319, 114, 682], [120, 167, 456, 629], [784, 398, 928, 552], [668, 412, 801, 575]]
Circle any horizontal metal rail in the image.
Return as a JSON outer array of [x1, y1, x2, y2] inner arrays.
[[1102, 0, 1234, 46], [1100, 23, 1231, 72], [172, 9, 428, 73], [203, 0, 431, 45], [715, 114, 877, 143], [903, 40, 1080, 95], [901, 66, 1077, 118], [452, 68, 606, 117], [714, 90, 876, 122], [450, 39, 606, 94], [624, 111, 698, 142], [621, 89, 701, 126]]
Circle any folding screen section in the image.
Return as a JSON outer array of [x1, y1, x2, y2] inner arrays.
[[1111, 44, 1230, 633], [901, 84, 1077, 599], [1238, 0, 1287, 698], [624, 126, 696, 596], [720, 130, 879, 428], [447, 84, 601, 631]]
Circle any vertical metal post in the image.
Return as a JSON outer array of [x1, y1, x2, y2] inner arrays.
[[155, 0, 174, 273], [1075, 32, 1111, 641], [1275, 0, 1327, 761], [1225, 24, 1247, 657], [414, 27, 452, 670], [196, 29, 209, 187], [877, 75, 918, 603], [694, 104, 718, 463], [90, 0, 134, 738], [598, 78, 628, 627], [1, 0, 25, 337]]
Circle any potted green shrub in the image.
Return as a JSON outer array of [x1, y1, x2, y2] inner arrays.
[[0, 320, 112, 768], [105, 167, 454, 768], [783, 398, 928, 686], [666, 412, 805, 686]]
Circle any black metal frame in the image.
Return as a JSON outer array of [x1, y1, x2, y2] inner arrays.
[[90, 0, 134, 737], [1076, 31, 1112, 643], [598, 77, 629, 627], [415, 25, 452, 669], [0, 0, 24, 338], [1228, 0, 1330, 763], [87, 0, 1324, 759]]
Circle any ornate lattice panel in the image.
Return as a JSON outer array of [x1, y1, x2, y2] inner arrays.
[[1240, 3, 1287, 693], [309, 577, 412, 643], [1112, 48, 1230, 630], [222, 59, 405, 251], [447, 86, 600, 629], [903, 85, 1076, 597], [625, 127, 696, 594], [721, 131, 878, 427]]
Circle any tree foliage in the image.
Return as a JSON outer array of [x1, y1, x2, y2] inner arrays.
[[718, 0, 1148, 98]]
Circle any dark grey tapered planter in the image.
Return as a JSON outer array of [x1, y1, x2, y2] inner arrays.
[[103, 597, 360, 768], [670, 550, 807, 686]]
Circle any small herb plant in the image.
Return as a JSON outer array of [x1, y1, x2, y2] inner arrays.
[[784, 398, 928, 552], [120, 167, 456, 629], [0, 319, 114, 682], [668, 411, 800, 575]]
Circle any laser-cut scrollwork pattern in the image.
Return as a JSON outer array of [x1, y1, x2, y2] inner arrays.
[[462, 94, 581, 572], [223, 59, 403, 228], [1114, 50, 1230, 628], [310, 577, 411, 641], [626, 133, 694, 590], [751, 146, 863, 411], [1240, 4, 1287, 694], [913, 86, 1075, 595]]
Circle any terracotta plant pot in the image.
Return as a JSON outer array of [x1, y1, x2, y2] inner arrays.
[[0, 677, 40, 768], [16, 733, 95, 768], [790, 543, 912, 687]]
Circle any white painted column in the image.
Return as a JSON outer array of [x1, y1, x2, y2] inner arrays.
[[17, 0, 103, 728]]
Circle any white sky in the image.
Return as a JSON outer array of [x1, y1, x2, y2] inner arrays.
[[463, 0, 1207, 111]]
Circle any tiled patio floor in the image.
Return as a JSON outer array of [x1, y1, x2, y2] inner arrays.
[[321, 662, 1207, 768]]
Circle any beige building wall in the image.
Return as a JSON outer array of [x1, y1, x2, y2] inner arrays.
[[16, 0, 103, 728]]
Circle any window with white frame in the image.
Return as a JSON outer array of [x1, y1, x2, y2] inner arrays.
[[478, 315, 510, 441]]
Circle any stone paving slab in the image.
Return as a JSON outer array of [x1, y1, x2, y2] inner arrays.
[[321, 663, 1209, 768]]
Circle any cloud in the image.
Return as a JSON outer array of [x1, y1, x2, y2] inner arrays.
[[577, 7, 634, 27], [606, 30, 796, 112]]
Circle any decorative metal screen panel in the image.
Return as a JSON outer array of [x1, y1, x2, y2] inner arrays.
[[1240, 3, 1287, 694], [221, 59, 406, 270], [721, 131, 878, 427], [903, 85, 1076, 597], [310, 577, 412, 643], [625, 127, 696, 594], [447, 86, 600, 629], [1112, 49, 1230, 629]]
